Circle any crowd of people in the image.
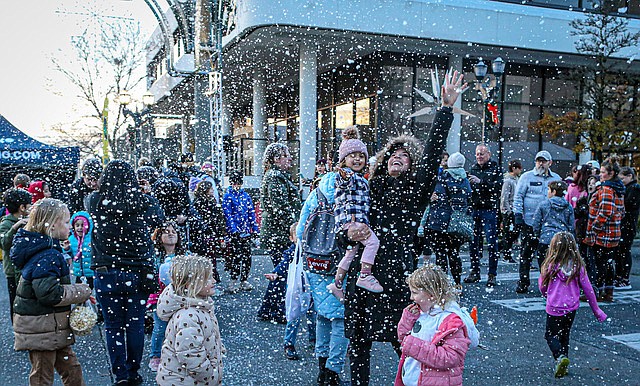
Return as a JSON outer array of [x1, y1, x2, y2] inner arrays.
[[0, 68, 636, 385]]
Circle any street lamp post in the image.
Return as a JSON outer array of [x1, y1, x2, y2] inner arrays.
[[473, 57, 506, 144], [119, 91, 155, 166]]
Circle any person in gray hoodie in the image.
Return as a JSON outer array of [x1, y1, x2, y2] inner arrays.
[[513, 150, 561, 293], [532, 181, 575, 263]]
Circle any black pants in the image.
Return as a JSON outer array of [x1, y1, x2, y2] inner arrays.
[[545, 311, 576, 359], [349, 336, 401, 386], [500, 212, 521, 257], [74, 276, 95, 289], [615, 238, 633, 282], [6, 276, 17, 324], [593, 245, 616, 289], [518, 224, 540, 287], [228, 236, 252, 282], [428, 229, 463, 284]]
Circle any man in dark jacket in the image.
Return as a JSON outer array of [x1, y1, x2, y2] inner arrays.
[[68, 158, 102, 213], [465, 144, 503, 287]]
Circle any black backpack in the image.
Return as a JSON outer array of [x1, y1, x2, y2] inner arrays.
[[301, 188, 340, 276]]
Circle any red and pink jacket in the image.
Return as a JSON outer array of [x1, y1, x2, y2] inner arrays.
[[395, 308, 471, 386]]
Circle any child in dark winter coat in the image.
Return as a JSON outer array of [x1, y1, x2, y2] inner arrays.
[[69, 211, 95, 288], [539, 232, 607, 378], [11, 198, 92, 385], [532, 181, 575, 267]]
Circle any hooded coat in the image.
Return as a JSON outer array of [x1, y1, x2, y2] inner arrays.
[[10, 229, 91, 351], [344, 110, 453, 342], [156, 285, 223, 386], [532, 196, 575, 245], [69, 211, 94, 278], [425, 168, 472, 233], [260, 166, 301, 251]]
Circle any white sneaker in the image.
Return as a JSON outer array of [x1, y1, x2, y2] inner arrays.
[[240, 281, 254, 291]]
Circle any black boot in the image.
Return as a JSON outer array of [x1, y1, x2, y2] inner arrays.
[[317, 357, 328, 386], [325, 369, 341, 386]]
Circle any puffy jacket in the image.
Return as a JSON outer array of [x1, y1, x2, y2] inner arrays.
[[532, 197, 575, 245], [156, 285, 224, 386], [469, 160, 502, 210], [395, 304, 476, 386], [11, 229, 91, 351], [513, 169, 561, 226], [260, 166, 301, 251], [222, 187, 259, 236], [585, 179, 625, 248], [0, 214, 21, 277], [425, 168, 472, 233], [295, 173, 344, 320], [539, 264, 604, 318], [69, 211, 94, 278]]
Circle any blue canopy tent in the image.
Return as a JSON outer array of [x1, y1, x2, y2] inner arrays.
[[0, 114, 80, 199]]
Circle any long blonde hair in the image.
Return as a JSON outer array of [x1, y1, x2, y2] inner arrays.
[[541, 232, 585, 287], [171, 255, 213, 298], [407, 264, 457, 310], [25, 198, 68, 237]]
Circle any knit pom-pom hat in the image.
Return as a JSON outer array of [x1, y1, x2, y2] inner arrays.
[[338, 126, 368, 162]]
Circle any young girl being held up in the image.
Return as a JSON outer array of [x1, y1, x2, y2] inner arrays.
[[156, 255, 224, 386], [10, 198, 92, 386], [327, 126, 383, 302], [539, 231, 607, 379], [395, 265, 479, 386]]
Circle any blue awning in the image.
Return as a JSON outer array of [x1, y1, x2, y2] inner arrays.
[[0, 114, 79, 166]]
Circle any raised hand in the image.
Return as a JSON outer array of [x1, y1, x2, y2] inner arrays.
[[441, 69, 468, 107]]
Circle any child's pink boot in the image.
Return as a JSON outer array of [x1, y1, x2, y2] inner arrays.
[[326, 282, 345, 303], [356, 274, 383, 293]]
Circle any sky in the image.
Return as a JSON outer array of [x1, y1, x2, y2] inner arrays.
[[0, 0, 161, 140]]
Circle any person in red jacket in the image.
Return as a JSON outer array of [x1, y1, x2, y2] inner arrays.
[[395, 265, 479, 386], [584, 157, 625, 302]]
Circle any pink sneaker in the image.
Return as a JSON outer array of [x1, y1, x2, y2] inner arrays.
[[356, 274, 383, 293], [326, 282, 345, 303], [148, 357, 161, 372]]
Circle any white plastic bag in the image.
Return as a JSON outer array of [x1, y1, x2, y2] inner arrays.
[[285, 241, 311, 322], [69, 299, 98, 337]]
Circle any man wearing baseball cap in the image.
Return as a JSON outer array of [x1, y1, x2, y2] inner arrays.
[[512, 150, 561, 293]]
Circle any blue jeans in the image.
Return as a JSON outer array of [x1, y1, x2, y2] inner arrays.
[[95, 269, 148, 382], [315, 315, 349, 373], [150, 308, 168, 358], [470, 209, 499, 276], [284, 306, 317, 347]]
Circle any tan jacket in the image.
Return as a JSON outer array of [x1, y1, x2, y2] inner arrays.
[[14, 284, 91, 351], [156, 285, 224, 386]]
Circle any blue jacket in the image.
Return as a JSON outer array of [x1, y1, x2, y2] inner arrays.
[[532, 196, 575, 245], [222, 186, 259, 236], [513, 169, 562, 226], [273, 243, 295, 278], [69, 211, 94, 278], [425, 168, 472, 232], [295, 172, 344, 320]]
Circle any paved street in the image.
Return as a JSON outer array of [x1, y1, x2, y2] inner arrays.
[[0, 248, 639, 385]]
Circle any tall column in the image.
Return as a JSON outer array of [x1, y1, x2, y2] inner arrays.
[[193, 0, 212, 162], [299, 44, 318, 181], [221, 102, 231, 176], [447, 55, 463, 155], [253, 71, 267, 176]]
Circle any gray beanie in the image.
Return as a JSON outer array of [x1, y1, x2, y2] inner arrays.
[[447, 152, 466, 168]]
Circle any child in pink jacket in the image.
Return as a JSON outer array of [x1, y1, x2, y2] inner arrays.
[[395, 265, 479, 386]]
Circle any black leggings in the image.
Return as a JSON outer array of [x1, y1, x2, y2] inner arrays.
[[349, 335, 401, 386], [228, 236, 252, 282], [6, 276, 17, 324], [545, 311, 576, 359]]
